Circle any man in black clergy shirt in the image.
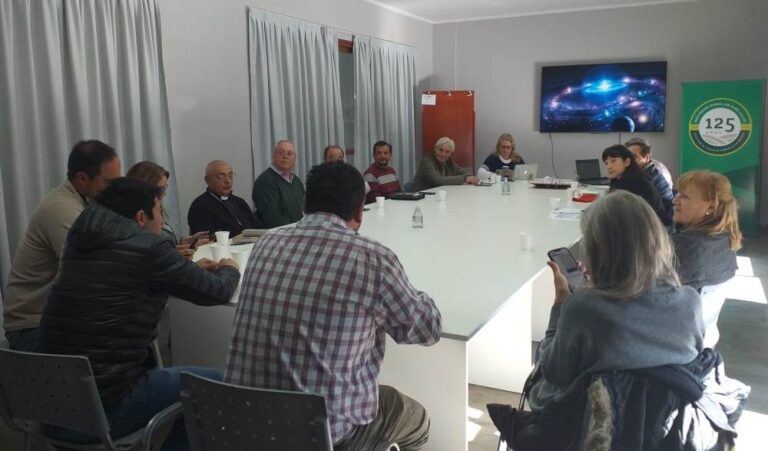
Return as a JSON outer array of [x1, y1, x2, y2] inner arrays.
[[188, 160, 263, 236]]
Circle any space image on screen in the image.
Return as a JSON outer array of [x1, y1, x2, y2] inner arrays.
[[540, 61, 667, 133]]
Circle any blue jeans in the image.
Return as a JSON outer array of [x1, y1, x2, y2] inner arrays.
[[49, 366, 222, 450]]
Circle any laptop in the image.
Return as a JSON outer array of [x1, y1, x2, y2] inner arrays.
[[515, 164, 538, 179], [575, 159, 610, 185]]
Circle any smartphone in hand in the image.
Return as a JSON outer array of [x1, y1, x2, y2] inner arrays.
[[547, 247, 587, 292]]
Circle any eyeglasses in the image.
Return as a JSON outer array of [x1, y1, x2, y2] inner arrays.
[[212, 173, 234, 181], [158, 185, 168, 194]]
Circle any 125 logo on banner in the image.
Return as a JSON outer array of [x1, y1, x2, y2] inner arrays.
[[688, 97, 752, 156]]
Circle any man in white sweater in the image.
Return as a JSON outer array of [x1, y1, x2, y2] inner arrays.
[[2, 140, 121, 351]]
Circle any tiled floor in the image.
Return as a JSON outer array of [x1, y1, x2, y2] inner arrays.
[[468, 228, 768, 450]]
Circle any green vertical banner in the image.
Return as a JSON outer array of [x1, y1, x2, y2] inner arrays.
[[681, 80, 765, 236]]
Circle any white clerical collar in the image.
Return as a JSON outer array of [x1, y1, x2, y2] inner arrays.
[[208, 189, 230, 201]]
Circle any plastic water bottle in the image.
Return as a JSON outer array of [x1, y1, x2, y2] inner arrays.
[[502, 176, 511, 195], [412, 206, 423, 229]]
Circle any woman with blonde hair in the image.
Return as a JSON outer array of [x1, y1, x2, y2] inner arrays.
[[528, 190, 703, 410], [410, 137, 479, 191], [673, 171, 740, 348], [126, 161, 208, 258], [477, 133, 525, 180], [672, 170, 741, 292]]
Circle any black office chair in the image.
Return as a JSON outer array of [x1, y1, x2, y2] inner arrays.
[[180, 372, 399, 451], [0, 348, 182, 451]]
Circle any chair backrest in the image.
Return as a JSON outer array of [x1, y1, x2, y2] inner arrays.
[[180, 372, 334, 451], [700, 278, 733, 348], [583, 365, 737, 451], [0, 348, 111, 443]]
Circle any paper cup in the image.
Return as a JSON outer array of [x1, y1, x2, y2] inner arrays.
[[437, 190, 447, 201], [570, 181, 579, 189], [214, 231, 230, 244], [520, 232, 534, 250], [210, 243, 230, 261], [549, 197, 561, 210], [229, 249, 249, 269], [376, 196, 385, 208]]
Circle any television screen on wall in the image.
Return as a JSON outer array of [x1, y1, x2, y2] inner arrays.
[[540, 61, 667, 133]]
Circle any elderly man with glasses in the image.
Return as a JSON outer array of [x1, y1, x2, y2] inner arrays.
[[252, 140, 306, 228], [187, 160, 263, 236]]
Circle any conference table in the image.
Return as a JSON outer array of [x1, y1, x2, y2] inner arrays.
[[169, 180, 588, 451]]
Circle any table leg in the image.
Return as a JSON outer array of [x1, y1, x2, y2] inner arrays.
[[379, 337, 469, 451]]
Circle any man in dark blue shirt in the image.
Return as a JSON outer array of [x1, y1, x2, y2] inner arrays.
[[626, 138, 674, 222]]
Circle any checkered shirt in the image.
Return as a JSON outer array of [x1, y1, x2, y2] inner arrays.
[[225, 213, 442, 443]]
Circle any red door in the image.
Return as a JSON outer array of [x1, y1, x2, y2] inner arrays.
[[421, 91, 475, 170]]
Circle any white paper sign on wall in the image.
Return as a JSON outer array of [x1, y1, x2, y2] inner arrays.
[[421, 94, 436, 106]]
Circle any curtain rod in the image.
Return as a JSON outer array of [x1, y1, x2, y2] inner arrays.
[[247, 6, 416, 49]]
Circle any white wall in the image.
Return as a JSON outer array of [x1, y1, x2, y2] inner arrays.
[[160, 0, 434, 232], [432, 0, 768, 223]]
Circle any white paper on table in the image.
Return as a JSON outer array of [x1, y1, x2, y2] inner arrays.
[[548, 207, 582, 221]]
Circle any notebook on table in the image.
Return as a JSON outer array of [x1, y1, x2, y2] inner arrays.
[[529, 178, 570, 189], [241, 229, 269, 237], [575, 159, 610, 185]]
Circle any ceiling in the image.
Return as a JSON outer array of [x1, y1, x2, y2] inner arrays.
[[364, 0, 699, 24]]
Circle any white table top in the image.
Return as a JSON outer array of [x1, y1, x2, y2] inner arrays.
[[359, 181, 585, 340], [192, 181, 586, 340], [193, 243, 254, 305]]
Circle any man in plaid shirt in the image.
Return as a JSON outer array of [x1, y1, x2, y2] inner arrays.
[[225, 161, 442, 450]]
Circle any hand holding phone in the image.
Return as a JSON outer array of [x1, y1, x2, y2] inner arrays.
[[547, 247, 587, 293]]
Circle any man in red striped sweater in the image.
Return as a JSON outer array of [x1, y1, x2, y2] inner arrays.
[[363, 140, 401, 203]]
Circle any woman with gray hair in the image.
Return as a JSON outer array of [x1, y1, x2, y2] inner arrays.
[[410, 137, 479, 191], [528, 190, 705, 410]]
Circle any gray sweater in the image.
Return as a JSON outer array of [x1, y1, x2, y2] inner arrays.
[[530, 283, 704, 410], [673, 231, 737, 292]]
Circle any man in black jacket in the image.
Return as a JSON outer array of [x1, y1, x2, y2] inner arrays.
[[36, 177, 241, 449], [188, 160, 263, 236]]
